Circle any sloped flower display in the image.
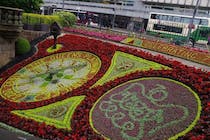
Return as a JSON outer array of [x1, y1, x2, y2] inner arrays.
[[0, 34, 209, 140], [64, 27, 210, 66]]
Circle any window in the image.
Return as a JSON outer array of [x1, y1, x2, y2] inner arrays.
[[193, 19, 200, 25], [164, 7, 174, 11], [168, 16, 174, 21], [153, 24, 183, 34], [173, 16, 181, 22], [181, 17, 191, 23], [200, 30, 209, 38], [156, 14, 160, 19], [151, 14, 160, 19], [151, 6, 163, 9], [160, 15, 168, 21], [200, 19, 208, 25], [151, 14, 157, 19], [124, 0, 134, 6]]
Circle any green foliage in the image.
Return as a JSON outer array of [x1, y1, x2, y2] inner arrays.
[[21, 13, 28, 24], [15, 37, 31, 55], [22, 13, 61, 25], [28, 13, 40, 25], [53, 11, 77, 27], [0, 0, 43, 13]]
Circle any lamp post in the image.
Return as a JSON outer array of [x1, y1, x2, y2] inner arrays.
[[112, 8, 116, 28], [186, 0, 200, 44], [62, 0, 64, 10], [112, 0, 117, 28], [76, 6, 80, 17]]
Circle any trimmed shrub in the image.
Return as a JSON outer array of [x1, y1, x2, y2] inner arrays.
[[53, 11, 77, 27], [15, 37, 31, 55], [22, 13, 61, 25]]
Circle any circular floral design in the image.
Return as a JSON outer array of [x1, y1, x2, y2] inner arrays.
[[0, 51, 101, 102], [90, 77, 201, 140]]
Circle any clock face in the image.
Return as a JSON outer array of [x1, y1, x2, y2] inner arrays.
[[0, 51, 101, 102]]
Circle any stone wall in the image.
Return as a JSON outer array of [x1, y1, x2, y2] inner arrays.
[[0, 30, 47, 68], [0, 6, 48, 68], [0, 6, 23, 68], [0, 37, 15, 67], [21, 30, 47, 42]]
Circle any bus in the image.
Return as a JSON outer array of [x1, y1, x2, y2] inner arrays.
[[146, 12, 210, 45]]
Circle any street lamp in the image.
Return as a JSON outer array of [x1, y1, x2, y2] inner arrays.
[[112, 8, 116, 28], [112, 0, 117, 28], [76, 6, 80, 17], [186, 0, 200, 44], [62, 0, 64, 10]]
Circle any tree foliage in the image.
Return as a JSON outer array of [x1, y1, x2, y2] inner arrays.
[[0, 0, 43, 13], [53, 11, 77, 27]]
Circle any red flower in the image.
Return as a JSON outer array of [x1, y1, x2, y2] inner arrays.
[[38, 127, 46, 136], [190, 135, 206, 140]]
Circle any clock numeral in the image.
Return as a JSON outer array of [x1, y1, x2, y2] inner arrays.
[[57, 83, 66, 89]]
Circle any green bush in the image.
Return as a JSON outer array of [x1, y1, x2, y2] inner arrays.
[[22, 13, 61, 25], [15, 37, 31, 55], [22, 13, 28, 24], [48, 15, 62, 25], [28, 13, 40, 25], [53, 11, 77, 27], [42, 16, 51, 24]]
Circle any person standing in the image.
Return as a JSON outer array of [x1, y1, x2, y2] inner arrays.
[[207, 34, 210, 51]]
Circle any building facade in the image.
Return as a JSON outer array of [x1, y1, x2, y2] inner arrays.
[[42, 0, 210, 31]]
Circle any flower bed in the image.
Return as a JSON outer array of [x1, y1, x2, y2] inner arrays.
[[63, 27, 127, 42], [63, 27, 210, 66], [0, 34, 209, 140]]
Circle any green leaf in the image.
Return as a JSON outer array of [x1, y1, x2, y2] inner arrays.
[[63, 75, 73, 79], [56, 73, 63, 78], [40, 81, 49, 87]]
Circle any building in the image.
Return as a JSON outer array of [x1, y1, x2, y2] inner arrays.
[[42, 0, 210, 31]]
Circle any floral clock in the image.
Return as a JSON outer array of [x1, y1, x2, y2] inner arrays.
[[0, 34, 209, 140], [1, 51, 101, 102]]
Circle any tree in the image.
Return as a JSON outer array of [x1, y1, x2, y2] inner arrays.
[[53, 11, 77, 27], [0, 0, 43, 13]]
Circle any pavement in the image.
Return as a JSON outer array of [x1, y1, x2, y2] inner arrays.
[[0, 128, 43, 140]]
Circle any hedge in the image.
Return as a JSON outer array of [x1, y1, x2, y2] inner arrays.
[[22, 13, 61, 25], [22, 12, 77, 27]]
